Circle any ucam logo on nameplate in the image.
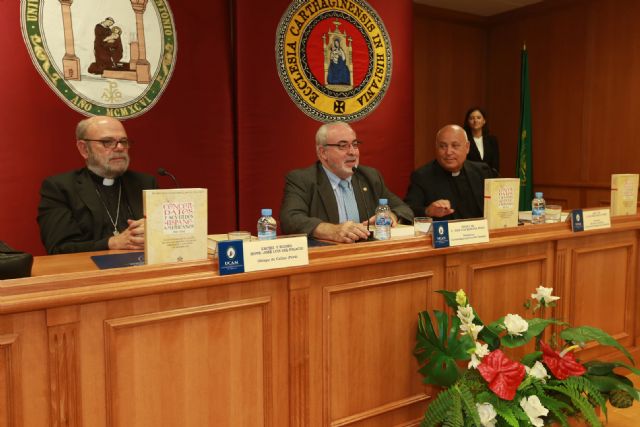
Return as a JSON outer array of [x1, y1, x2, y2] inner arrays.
[[20, 0, 177, 119]]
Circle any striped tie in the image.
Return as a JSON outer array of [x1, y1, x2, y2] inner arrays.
[[339, 179, 360, 222]]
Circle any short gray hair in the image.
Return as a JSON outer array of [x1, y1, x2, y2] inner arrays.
[[315, 121, 353, 148], [75, 117, 93, 140]]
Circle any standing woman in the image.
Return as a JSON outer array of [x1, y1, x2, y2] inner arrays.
[[463, 107, 500, 173]]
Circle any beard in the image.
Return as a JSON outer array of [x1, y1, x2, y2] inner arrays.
[[86, 146, 129, 178]]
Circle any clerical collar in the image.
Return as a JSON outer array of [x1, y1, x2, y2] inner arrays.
[[87, 169, 119, 186], [451, 170, 461, 177]]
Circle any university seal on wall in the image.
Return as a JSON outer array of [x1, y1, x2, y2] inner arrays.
[[20, 0, 177, 119], [275, 0, 392, 122]]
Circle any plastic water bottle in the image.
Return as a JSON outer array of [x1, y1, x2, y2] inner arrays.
[[257, 208, 277, 240], [532, 192, 546, 224], [374, 199, 391, 240]]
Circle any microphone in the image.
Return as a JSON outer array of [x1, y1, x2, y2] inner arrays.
[[157, 167, 180, 188], [352, 166, 376, 240]]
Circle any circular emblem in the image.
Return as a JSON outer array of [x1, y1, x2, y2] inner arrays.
[[438, 226, 444, 236], [226, 246, 236, 260], [275, 0, 392, 122], [20, 0, 177, 119]]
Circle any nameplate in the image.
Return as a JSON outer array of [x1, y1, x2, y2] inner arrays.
[[244, 235, 309, 272], [432, 219, 489, 248], [218, 240, 245, 275], [571, 208, 611, 232]]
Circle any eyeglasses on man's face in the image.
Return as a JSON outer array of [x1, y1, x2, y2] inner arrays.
[[83, 138, 132, 149], [323, 140, 363, 151]]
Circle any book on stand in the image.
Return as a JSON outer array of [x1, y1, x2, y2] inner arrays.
[[483, 178, 520, 229], [143, 188, 208, 264], [610, 174, 639, 216]]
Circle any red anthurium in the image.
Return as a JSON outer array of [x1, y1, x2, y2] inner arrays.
[[477, 349, 526, 400], [540, 341, 586, 380]]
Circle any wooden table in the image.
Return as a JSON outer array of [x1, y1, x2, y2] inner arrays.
[[1, 217, 639, 426]]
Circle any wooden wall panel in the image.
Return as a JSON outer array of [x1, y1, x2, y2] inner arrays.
[[104, 297, 273, 427], [324, 273, 432, 427], [413, 5, 488, 169], [0, 334, 19, 427]]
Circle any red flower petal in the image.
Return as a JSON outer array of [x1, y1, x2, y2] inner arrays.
[[540, 341, 586, 380], [477, 349, 526, 400]]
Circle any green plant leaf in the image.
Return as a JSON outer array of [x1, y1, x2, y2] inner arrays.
[[414, 310, 475, 387], [583, 360, 640, 376], [585, 374, 640, 400], [437, 290, 460, 310], [501, 318, 565, 348], [520, 351, 543, 367], [561, 326, 635, 364]]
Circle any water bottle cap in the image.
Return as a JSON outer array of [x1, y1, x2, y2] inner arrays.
[[378, 198, 388, 205], [261, 208, 272, 216], [535, 192, 543, 198]]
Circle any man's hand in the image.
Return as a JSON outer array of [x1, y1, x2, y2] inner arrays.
[[313, 221, 370, 243], [426, 200, 455, 218], [108, 218, 145, 250]]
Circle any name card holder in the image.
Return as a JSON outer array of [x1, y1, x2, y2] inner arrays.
[[218, 235, 309, 275], [432, 218, 489, 249], [570, 208, 611, 232]]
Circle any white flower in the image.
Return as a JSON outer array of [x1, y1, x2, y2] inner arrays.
[[531, 286, 560, 305], [476, 402, 498, 427], [468, 342, 490, 369], [457, 305, 475, 325], [460, 322, 484, 340], [503, 313, 529, 336], [525, 361, 549, 382], [455, 289, 467, 306], [520, 395, 549, 427]]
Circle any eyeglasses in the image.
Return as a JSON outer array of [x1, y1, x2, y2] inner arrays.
[[323, 140, 363, 151], [83, 138, 132, 149]]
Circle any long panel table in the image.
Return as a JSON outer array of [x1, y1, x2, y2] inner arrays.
[[1, 217, 639, 426]]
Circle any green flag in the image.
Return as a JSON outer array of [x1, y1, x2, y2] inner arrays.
[[517, 45, 533, 211]]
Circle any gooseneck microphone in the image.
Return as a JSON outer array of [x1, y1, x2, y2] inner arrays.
[[352, 166, 375, 240], [157, 167, 180, 188]]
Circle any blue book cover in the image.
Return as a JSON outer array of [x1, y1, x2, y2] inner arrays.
[[91, 252, 145, 269], [218, 240, 245, 275], [571, 209, 584, 232], [432, 221, 450, 248]]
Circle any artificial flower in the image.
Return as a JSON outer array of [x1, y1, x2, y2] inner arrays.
[[531, 286, 560, 305], [540, 341, 586, 380], [503, 313, 529, 336], [459, 322, 483, 340], [455, 289, 467, 306], [477, 350, 526, 400], [519, 395, 549, 427], [456, 305, 475, 325], [476, 402, 497, 427], [468, 342, 490, 369], [525, 361, 549, 381]]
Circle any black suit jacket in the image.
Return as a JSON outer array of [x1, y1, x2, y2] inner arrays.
[[467, 134, 500, 173], [280, 162, 413, 236], [404, 160, 495, 220], [37, 168, 156, 254]]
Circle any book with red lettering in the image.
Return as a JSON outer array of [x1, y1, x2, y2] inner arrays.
[[611, 174, 639, 216], [483, 178, 520, 229], [143, 188, 208, 264]]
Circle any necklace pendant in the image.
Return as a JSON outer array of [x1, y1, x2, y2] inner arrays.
[[113, 230, 120, 236]]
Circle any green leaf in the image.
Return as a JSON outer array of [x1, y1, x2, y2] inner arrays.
[[583, 360, 640, 376], [520, 351, 543, 367], [414, 310, 475, 387], [437, 290, 460, 310], [501, 318, 565, 348], [561, 326, 635, 364], [585, 374, 640, 400]]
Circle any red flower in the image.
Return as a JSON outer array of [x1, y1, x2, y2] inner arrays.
[[540, 341, 586, 380], [477, 349, 526, 400]]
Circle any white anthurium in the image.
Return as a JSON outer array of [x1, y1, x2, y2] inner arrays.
[[503, 313, 529, 336], [531, 286, 560, 304], [520, 395, 549, 427], [526, 361, 549, 382], [456, 305, 475, 325], [476, 402, 498, 427]]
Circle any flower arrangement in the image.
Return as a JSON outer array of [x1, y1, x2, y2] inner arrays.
[[413, 286, 640, 426]]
